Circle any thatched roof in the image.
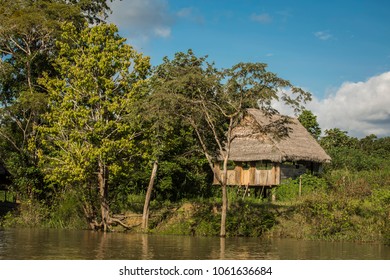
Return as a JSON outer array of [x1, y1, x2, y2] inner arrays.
[[227, 109, 331, 163]]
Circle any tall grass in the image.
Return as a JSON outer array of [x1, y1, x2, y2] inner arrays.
[[269, 167, 390, 243], [276, 173, 327, 201]]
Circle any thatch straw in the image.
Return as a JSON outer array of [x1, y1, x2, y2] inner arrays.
[[227, 109, 331, 163]]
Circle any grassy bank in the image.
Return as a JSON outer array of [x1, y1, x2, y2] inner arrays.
[[0, 190, 86, 230], [146, 199, 276, 237], [135, 171, 390, 244], [2, 170, 390, 245], [268, 171, 390, 244]]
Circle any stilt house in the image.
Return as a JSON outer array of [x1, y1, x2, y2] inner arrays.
[[213, 109, 331, 189]]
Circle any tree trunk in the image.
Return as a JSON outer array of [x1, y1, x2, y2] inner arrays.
[[82, 200, 97, 230], [98, 159, 110, 232], [142, 160, 158, 231], [220, 155, 229, 237], [220, 118, 234, 237], [220, 184, 228, 237]]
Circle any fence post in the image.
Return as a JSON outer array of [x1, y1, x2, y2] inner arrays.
[[299, 175, 302, 197]]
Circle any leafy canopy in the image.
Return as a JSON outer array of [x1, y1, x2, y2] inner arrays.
[[298, 109, 321, 140], [38, 22, 150, 186]]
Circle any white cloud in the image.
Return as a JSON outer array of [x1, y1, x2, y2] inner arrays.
[[314, 31, 333, 41], [108, 0, 173, 40], [309, 72, 390, 137], [251, 13, 272, 24], [272, 72, 390, 138]]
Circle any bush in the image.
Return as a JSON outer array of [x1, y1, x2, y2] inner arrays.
[[225, 200, 276, 237], [1, 199, 49, 228], [46, 189, 86, 229], [276, 173, 327, 201], [326, 147, 382, 171]]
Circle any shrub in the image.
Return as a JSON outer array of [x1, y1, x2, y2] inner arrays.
[[226, 200, 276, 237], [276, 173, 327, 201]]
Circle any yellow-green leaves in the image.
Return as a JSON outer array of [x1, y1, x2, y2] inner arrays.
[[38, 22, 150, 187]]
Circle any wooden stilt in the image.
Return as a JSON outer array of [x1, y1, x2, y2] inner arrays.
[[299, 175, 302, 197], [243, 185, 249, 199]]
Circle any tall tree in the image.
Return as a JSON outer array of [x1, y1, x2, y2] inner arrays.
[[0, 0, 76, 198], [152, 51, 311, 236], [0, 0, 113, 200], [320, 128, 357, 150], [138, 82, 210, 230], [298, 109, 321, 140], [37, 23, 150, 231]]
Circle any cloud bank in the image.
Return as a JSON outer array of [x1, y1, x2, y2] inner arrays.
[[309, 72, 390, 138], [275, 72, 390, 138], [108, 0, 173, 40]]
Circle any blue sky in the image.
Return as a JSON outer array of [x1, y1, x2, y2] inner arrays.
[[109, 0, 390, 138]]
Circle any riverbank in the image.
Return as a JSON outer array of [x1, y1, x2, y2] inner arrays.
[[126, 172, 389, 244], [112, 185, 390, 245], [2, 172, 390, 245]]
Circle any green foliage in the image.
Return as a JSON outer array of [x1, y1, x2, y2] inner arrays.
[[320, 128, 358, 150], [326, 146, 382, 171], [152, 49, 311, 236], [320, 130, 390, 172], [0, 0, 76, 202], [298, 110, 321, 139], [37, 22, 150, 227], [226, 200, 276, 237], [300, 193, 355, 239], [151, 199, 276, 237], [302, 158, 390, 242], [1, 200, 49, 228], [152, 50, 311, 167], [2, 1, 389, 241], [276, 173, 327, 201], [0, 191, 14, 202], [46, 188, 86, 229], [270, 163, 390, 243], [301, 187, 390, 241], [39, 22, 149, 181], [0, 0, 114, 223], [154, 157, 211, 200], [359, 135, 390, 159], [108, 121, 212, 205]]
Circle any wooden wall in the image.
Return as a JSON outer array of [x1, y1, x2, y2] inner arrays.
[[213, 161, 280, 186]]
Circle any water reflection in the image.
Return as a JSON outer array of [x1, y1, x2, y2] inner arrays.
[[0, 228, 389, 260]]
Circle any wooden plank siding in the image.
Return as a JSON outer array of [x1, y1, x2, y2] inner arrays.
[[213, 161, 280, 186]]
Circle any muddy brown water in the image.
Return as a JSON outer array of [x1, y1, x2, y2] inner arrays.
[[0, 228, 389, 260]]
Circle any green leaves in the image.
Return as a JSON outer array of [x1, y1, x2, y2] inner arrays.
[[38, 22, 150, 188], [298, 110, 321, 140], [320, 128, 357, 150]]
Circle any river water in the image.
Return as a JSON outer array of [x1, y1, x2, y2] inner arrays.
[[0, 228, 389, 260]]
